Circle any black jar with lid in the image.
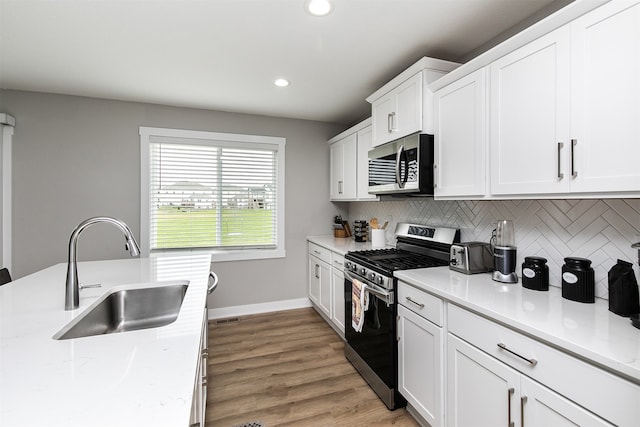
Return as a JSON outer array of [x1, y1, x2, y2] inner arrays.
[[522, 256, 549, 291], [562, 257, 595, 303]]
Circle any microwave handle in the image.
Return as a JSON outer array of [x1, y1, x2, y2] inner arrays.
[[395, 144, 406, 188]]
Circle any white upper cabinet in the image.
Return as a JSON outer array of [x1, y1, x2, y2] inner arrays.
[[489, 27, 571, 196], [329, 132, 357, 200], [329, 118, 377, 202], [371, 72, 423, 147], [367, 57, 460, 148], [489, 0, 640, 197], [434, 68, 488, 198], [569, 0, 640, 193]]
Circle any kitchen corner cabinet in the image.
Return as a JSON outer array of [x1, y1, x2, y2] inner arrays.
[[490, 0, 640, 197], [433, 68, 488, 199], [329, 118, 377, 202], [397, 282, 444, 427]]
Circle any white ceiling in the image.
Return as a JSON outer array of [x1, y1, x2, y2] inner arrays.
[[0, 0, 568, 125]]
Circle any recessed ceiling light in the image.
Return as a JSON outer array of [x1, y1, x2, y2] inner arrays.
[[274, 78, 289, 87], [305, 0, 333, 16]]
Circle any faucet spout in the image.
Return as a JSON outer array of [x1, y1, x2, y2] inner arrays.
[[65, 216, 141, 310]]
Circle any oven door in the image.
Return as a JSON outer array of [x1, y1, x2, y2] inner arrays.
[[344, 270, 396, 389]]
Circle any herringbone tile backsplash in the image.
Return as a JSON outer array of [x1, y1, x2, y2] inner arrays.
[[349, 198, 640, 300]]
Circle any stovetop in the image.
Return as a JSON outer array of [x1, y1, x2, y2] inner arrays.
[[345, 248, 448, 276]]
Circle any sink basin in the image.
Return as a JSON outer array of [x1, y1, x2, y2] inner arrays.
[[53, 282, 188, 340]]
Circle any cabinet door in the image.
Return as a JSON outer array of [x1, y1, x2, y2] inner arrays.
[[490, 27, 571, 196], [356, 125, 377, 200], [331, 266, 345, 334], [371, 93, 397, 147], [394, 72, 423, 140], [318, 259, 331, 318], [398, 305, 443, 427], [448, 334, 521, 427], [308, 256, 321, 306], [329, 141, 344, 200], [434, 68, 487, 198], [521, 376, 613, 427], [570, 0, 640, 193], [329, 135, 357, 200]]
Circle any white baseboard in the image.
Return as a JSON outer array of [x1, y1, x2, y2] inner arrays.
[[207, 297, 312, 320]]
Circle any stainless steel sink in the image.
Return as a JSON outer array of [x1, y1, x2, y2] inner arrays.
[[53, 282, 188, 340]]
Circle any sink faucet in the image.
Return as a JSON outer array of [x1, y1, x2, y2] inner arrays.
[[65, 216, 141, 310]]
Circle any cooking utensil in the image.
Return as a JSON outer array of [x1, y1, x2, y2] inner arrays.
[[370, 218, 379, 229]]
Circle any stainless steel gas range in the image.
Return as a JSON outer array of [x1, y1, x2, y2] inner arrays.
[[343, 223, 459, 410]]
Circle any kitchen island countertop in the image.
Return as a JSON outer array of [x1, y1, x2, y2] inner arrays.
[[0, 253, 212, 427]]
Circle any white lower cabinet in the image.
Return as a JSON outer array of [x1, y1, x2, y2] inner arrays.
[[308, 253, 331, 318], [447, 304, 635, 427], [447, 334, 612, 427], [397, 282, 444, 427], [330, 253, 346, 335], [307, 241, 345, 338]]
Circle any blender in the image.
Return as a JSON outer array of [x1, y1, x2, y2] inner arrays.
[[491, 220, 518, 283]]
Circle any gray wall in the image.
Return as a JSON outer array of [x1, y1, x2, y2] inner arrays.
[[0, 89, 346, 308]]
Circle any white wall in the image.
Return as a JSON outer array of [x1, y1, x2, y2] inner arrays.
[[0, 89, 346, 308]]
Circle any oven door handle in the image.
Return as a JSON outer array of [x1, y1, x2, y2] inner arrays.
[[344, 270, 393, 303]]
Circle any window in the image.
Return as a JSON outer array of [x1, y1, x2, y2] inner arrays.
[[140, 127, 285, 261]]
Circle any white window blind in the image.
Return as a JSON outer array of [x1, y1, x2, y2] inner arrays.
[[145, 131, 282, 252]]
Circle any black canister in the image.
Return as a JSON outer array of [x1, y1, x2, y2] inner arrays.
[[522, 256, 549, 291], [562, 257, 595, 303]]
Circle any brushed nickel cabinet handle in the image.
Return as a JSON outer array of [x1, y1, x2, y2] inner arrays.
[[521, 396, 528, 427], [571, 139, 577, 178], [405, 296, 425, 309], [557, 142, 564, 179], [388, 112, 396, 133], [497, 343, 538, 366]]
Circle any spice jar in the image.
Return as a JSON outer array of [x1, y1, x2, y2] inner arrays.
[[522, 256, 549, 291], [562, 257, 595, 303]]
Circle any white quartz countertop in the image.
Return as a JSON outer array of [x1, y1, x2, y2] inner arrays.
[[306, 235, 380, 255], [0, 254, 213, 427], [395, 267, 640, 384]]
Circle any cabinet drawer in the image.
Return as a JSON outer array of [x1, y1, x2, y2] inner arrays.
[[308, 242, 331, 264], [331, 252, 345, 271], [448, 304, 640, 426], [398, 281, 443, 327]]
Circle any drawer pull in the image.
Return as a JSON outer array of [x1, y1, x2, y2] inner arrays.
[[521, 396, 528, 427], [405, 296, 425, 309], [507, 387, 514, 427], [313, 250, 321, 255], [497, 343, 538, 366]]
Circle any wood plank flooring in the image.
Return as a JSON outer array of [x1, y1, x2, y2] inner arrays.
[[206, 307, 419, 427]]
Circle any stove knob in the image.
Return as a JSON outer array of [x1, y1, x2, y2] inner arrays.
[[344, 261, 351, 270], [376, 276, 384, 285], [359, 268, 366, 276], [351, 264, 358, 272], [368, 272, 376, 281]]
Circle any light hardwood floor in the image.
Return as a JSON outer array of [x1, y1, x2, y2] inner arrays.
[[206, 307, 420, 427]]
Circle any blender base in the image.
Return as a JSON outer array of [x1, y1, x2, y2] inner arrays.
[[492, 271, 518, 283]]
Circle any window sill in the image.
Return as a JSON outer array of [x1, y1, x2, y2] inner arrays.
[[149, 247, 286, 263]]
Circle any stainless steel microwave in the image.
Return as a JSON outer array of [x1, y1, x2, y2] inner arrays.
[[368, 133, 434, 195]]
